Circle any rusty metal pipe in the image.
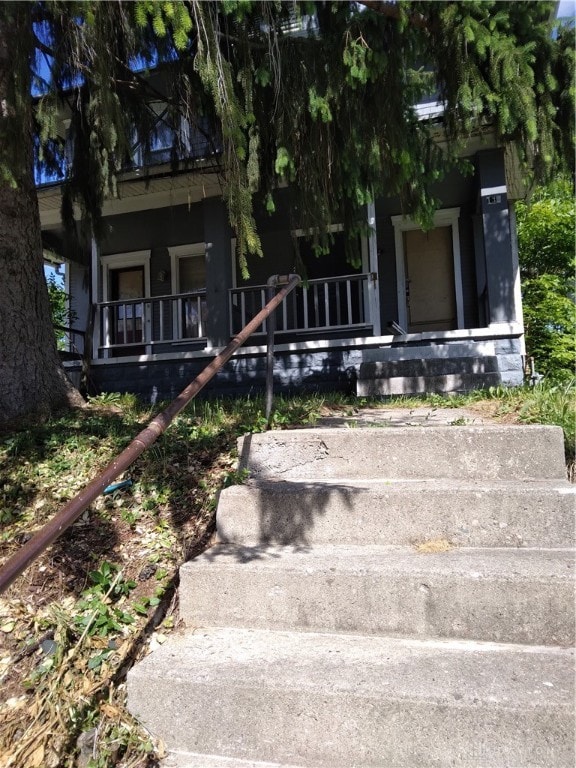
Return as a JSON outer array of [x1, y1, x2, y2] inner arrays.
[[0, 274, 301, 594], [265, 274, 299, 422]]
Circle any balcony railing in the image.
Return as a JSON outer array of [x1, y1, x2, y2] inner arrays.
[[97, 290, 207, 354], [230, 273, 372, 336]]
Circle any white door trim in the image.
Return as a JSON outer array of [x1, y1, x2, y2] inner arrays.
[[391, 207, 463, 331], [100, 250, 152, 354], [168, 242, 207, 339]]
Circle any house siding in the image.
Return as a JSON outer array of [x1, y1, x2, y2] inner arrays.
[[100, 201, 205, 259]]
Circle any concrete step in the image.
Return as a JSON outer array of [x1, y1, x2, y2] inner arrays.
[[357, 372, 502, 396], [358, 356, 499, 378], [216, 479, 576, 548], [361, 341, 498, 362], [162, 754, 309, 768], [127, 628, 575, 768], [179, 545, 574, 645], [238, 426, 567, 481]]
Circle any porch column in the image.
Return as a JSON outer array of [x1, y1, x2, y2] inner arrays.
[[366, 202, 382, 336], [203, 197, 233, 348], [91, 235, 103, 359], [476, 149, 516, 324]]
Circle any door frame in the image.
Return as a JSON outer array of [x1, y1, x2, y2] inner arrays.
[[168, 243, 207, 339], [391, 207, 463, 333], [101, 250, 151, 355]]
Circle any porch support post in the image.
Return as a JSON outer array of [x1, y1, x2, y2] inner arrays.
[[91, 235, 102, 359], [366, 202, 381, 336], [476, 149, 516, 324], [203, 197, 233, 348], [508, 203, 525, 353]]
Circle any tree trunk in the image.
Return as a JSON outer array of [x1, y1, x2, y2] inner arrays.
[[0, 5, 83, 428]]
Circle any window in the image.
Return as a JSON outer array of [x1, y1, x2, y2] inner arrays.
[[169, 244, 207, 339], [131, 103, 220, 169]]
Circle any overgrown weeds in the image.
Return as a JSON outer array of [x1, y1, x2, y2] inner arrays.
[[485, 378, 575, 478], [0, 392, 338, 767]]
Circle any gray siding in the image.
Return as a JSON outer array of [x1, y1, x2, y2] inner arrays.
[[100, 202, 205, 256], [85, 347, 362, 403]]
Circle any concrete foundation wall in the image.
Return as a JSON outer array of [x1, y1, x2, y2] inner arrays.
[[78, 347, 362, 403], [71, 332, 524, 403]]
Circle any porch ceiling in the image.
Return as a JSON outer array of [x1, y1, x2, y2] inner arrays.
[[38, 167, 223, 227]]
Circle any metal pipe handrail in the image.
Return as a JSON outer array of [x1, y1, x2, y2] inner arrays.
[[265, 274, 299, 422], [0, 274, 301, 594]]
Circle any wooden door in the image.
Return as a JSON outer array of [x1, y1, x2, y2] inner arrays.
[[404, 227, 456, 332]]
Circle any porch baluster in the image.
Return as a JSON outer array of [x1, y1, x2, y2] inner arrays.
[[347, 280, 353, 324]]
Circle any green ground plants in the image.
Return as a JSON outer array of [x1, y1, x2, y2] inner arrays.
[[0, 392, 338, 767]]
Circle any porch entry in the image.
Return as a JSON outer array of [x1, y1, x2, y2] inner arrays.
[[403, 226, 456, 332], [110, 266, 145, 350], [392, 208, 464, 334]]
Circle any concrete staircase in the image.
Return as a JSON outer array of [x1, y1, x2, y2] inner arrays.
[[356, 340, 523, 395], [127, 421, 575, 768]]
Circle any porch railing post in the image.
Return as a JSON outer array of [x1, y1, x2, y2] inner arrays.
[[265, 279, 276, 423]]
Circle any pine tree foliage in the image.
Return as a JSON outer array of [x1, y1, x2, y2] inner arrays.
[[1, 0, 574, 277]]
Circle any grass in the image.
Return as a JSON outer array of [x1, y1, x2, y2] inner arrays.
[[0, 381, 573, 767]]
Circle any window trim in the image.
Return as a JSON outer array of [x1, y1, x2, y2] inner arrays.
[[168, 243, 207, 295], [101, 250, 151, 303], [168, 242, 207, 340]]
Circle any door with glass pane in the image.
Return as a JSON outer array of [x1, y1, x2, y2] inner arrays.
[[110, 267, 145, 351], [177, 254, 207, 339]]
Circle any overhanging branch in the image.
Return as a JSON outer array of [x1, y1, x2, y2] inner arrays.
[[357, 1, 429, 30]]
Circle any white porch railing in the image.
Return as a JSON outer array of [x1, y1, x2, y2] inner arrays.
[[229, 273, 372, 336], [95, 275, 373, 357], [97, 290, 207, 354]]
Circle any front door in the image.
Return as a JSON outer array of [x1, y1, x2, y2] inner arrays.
[[110, 267, 145, 352], [404, 226, 456, 332]]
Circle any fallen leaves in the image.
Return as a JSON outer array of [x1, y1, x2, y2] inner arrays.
[[414, 537, 454, 554]]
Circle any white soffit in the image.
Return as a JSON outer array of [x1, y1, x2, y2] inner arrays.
[[38, 169, 223, 227]]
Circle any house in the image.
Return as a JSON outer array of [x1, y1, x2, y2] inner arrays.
[[38, 90, 526, 403]]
